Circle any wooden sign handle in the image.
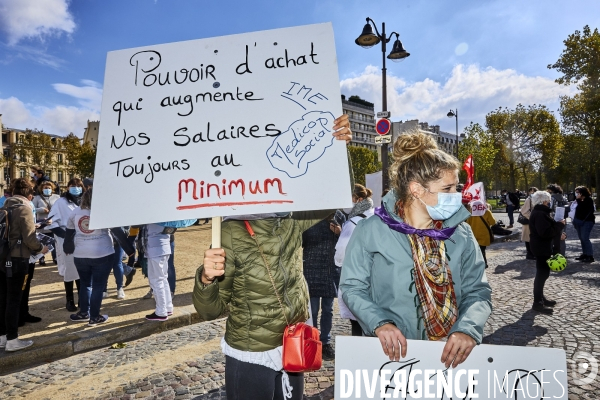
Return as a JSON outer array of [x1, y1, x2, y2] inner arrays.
[[211, 216, 222, 249]]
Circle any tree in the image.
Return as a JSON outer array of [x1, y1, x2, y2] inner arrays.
[[457, 123, 499, 186], [485, 104, 562, 190], [348, 146, 381, 186], [12, 129, 57, 171], [62, 134, 97, 178], [549, 25, 600, 200]]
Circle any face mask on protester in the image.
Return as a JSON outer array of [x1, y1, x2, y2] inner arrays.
[[43, 188, 52, 196], [418, 188, 463, 221], [69, 186, 83, 196]]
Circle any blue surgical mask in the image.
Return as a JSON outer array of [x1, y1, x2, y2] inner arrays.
[[419, 191, 463, 221], [43, 189, 52, 196], [69, 187, 83, 196]]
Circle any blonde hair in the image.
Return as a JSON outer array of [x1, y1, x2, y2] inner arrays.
[[389, 131, 460, 205]]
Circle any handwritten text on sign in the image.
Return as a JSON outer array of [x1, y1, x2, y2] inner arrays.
[[90, 23, 351, 229], [334, 337, 568, 399]]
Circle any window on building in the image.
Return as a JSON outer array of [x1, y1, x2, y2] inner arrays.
[[57, 154, 63, 163], [19, 168, 26, 178], [18, 135, 24, 143], [58, 170, 64, 182]]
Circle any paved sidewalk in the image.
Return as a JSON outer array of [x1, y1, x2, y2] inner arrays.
[[0, 218, 598, 399]]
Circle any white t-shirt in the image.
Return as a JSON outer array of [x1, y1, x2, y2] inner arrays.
[[67, 208, 114, 259]]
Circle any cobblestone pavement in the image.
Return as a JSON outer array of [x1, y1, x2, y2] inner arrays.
[[0, 216, 598, 399]]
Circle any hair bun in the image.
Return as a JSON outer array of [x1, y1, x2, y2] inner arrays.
[[393, 131, 437, 162]]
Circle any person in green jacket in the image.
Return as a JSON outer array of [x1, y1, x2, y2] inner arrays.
[[340, 131, 492, 369], [193, 115, 352, 400]]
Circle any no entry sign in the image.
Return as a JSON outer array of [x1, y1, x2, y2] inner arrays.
[[376, 118, 391, 135]]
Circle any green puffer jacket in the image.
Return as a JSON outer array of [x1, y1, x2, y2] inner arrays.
[[193, 211, 331, 352]]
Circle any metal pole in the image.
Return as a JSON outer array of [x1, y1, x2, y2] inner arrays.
[[381, 22, 389, 191], [455, 108, 459, 160]]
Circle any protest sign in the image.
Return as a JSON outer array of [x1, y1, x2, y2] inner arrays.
[[463, 182, 487, 216], [335, 337, 568, 399], [365, 171, 382, 208], [90, 23, 351, 228]]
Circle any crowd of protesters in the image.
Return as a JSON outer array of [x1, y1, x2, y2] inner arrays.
[[0, 126, 597, 400], [0, 167, 194, 353]]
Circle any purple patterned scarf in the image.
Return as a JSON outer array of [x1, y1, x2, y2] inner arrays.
[[374, 206, 457, 240]]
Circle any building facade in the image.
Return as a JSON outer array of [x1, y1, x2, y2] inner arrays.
[[82, 120, 99, 147], [0, 114, 73, 191], [392, 119, 465, 157], [342, 95, 377, 152]]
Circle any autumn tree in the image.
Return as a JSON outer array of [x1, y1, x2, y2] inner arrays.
[[485, 104, 562, 190], [348, 146, 381, 186], [549, 25, 600, 201], [62, 133, 97, 178], [458, 122, 499, 186], [12, 129, 57, 171]]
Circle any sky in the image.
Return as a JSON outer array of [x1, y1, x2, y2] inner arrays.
[[0, 0, 598, 137]]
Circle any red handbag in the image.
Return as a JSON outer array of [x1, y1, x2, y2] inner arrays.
[[244, 221, 322, 372]]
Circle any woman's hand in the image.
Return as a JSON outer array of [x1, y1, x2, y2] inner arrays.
[[202, 248, 226, 284], [561, 232, 567, 240], [332, 115, 352, 144], [375, 323, 407, 361], [329, 222, 341, 235], [441, 332, 476, 368], [41, 246, 49, 254]]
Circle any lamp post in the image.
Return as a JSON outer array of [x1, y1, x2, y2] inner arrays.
[[447, 109, 459, 159], [355, 18, 410, 191]]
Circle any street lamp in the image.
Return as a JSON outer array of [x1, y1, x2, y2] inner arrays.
[[447, 109, 459, 160], [355, 17, 410, 191]]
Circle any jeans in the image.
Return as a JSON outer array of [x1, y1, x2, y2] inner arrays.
[[309, 297, 334, 344], [506, 205, 515, 225], [0, 258, 29, 340], [75, 255, 113, 319], [106, 242, 133, 291], [167, 240, 175, 294], [573, 219, 595, 256], [225, 356, 304, 400]]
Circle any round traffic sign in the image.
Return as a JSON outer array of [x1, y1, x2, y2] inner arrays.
[[376, 118, 391, 135]]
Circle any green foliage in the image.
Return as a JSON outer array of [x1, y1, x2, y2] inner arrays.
[[62, 134, 97, 178], [485, 104, 562, 189], [347, 95, 374, 108], [458, 122, 498, 184], [550, 25, 600, 200], [13, 130, 57, 170], [348, 146, 381, 185]]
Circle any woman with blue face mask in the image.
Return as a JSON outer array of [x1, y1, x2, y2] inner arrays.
[[32, 182, 60, 266], [340, 131, 492, 369], [48, 178, 85, 312]]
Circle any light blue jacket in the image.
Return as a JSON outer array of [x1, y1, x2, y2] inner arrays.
[[340, 191, 492, 344]]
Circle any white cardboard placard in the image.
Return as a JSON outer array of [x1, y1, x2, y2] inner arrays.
[[90, 23, 351, 228], [335, 337, 568, 399]]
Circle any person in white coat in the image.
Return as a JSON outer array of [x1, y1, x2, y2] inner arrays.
[[48, 178, 84, 311], [331, 184, 374, 336], [32, 181, 60, 265]]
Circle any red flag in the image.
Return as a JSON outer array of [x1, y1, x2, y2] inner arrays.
[[462, 155, 474, 202]]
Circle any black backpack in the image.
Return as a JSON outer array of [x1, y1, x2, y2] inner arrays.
[[0, 204, 25, 276]]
